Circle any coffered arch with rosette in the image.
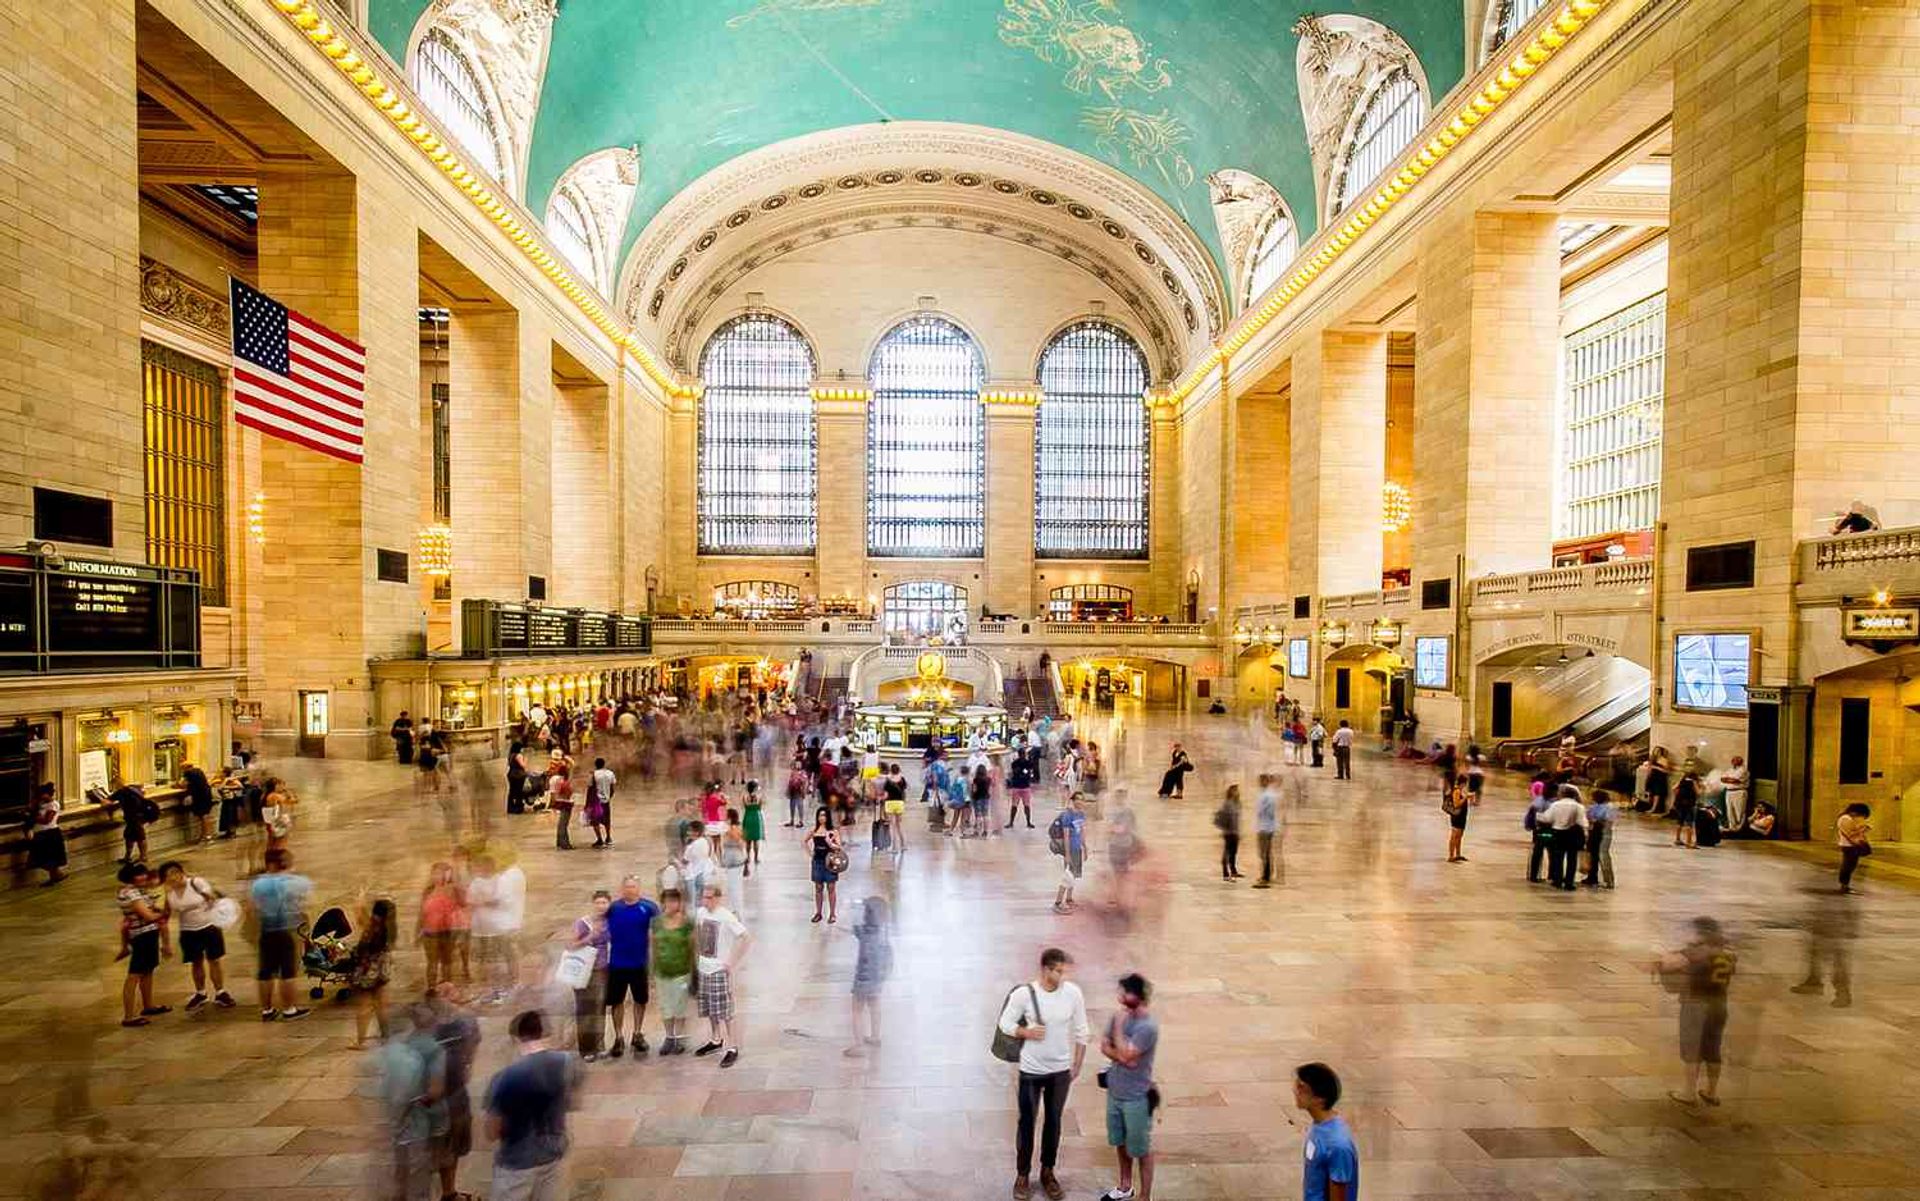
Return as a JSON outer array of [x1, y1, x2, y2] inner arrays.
[[616, 124, 1226, 381]]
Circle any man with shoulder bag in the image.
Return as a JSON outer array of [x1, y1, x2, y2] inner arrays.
[[1097, 973, 1159, 1201], [996, 947, 1090, 1200]]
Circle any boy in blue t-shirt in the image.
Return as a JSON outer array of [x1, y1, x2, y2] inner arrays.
[[1295, 1061, 1358, 1201]]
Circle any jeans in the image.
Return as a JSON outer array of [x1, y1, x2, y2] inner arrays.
[[1840, 845, 1866, 889], [1583, 824, 1614, 887], [1016, 1069, 1072, 1176], [576, 968, 606, 1055], [1527, 829, 1549, 881], [1549, 828, 1583, 888], [1257, 831, 1280, 884], [1221, 833, 1240, 878], [1310, 740, 1325, 767], [554, 802, 573, 849], [1333, 745, 1351, 779]]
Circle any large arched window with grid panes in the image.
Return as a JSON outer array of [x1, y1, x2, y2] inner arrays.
[[544, 185, 598, 292], [698, 315, 818, 554], [1331, 66, 1425, 217], [1034, 322, 1150, 559], [867, 316, 986, 557], [1243, 203, 1299, 309], [411, 28, 508, 184], [1559, 292, 1666, 540]]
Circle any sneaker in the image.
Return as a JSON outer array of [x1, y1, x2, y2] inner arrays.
[[261, 1008, 278, 1022], [184, 993, 209, 1012], [632, 1035, 649, 1053], [1101, 1189, 1137, 1201], [609, 1038, 625, 1059], [278, 1007, 312, 1021], [213, 992, 236, 1008], [694, 1041, 724, 1057], [720, 1048, 739, 1068], [583, 1052, 599, 1063]]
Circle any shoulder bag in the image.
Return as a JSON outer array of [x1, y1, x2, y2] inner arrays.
[[990, 983, 1042, 1063]]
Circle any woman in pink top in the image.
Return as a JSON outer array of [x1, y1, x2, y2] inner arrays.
[[702, 783, 729, 856], [418, 861, 470, 990]]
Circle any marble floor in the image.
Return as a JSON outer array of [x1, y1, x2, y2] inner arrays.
[[5, 706, 1920, 1200]]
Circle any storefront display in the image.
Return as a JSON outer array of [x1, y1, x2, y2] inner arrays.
[[439, 684, 483, 729]]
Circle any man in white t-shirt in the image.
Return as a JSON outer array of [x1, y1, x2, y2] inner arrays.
[[998, 947, 1091, 1200], [1717, 756, 1750, 829], [1330, 720, 1356, 781], [693, 882, 752, 1068], [467, 855, 526, 1001]]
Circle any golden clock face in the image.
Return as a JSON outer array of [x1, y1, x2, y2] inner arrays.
[[916, 650, 947, 681]]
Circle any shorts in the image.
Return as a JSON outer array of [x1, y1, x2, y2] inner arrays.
[[861, 766, 880, 780], [697, 968, 735, 1022], [1679, 1001, 1728, 1064], [1060, 853, 1084, 888], [475, 933, 517, 969], [884, 800, 906, 816], [128, 930, 162, 976], [654, 972, 694, 1021], [490, 1158, 566, 1201], [1450, 807, 1470, 831], [811, 860, 840, 885], [605, 967, 650, 1007], [972, 799, 989, 817], [437, 1094, 473, 1165], [1106, 1094, 1153, 1158], [256, 929, 297, 980], [705, 821, 727, 837], [179, 925, 226, 964]]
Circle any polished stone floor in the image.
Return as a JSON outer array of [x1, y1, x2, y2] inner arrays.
[[6, 705, 1920, 1200]]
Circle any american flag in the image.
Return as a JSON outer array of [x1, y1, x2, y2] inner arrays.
[[229, 278, 366, 464]]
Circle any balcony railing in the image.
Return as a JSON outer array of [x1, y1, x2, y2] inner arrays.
[[1470, 557, 1653, 602], [1805, 525, 1920, 571], [651, 617, 1211, 641]]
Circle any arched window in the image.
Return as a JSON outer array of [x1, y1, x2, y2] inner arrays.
[[882, 580, 966, 638], [412, 28, 507, 183], [545, 185, 597, 289], [1486, 0, 1550, 57], [1244, 204, 1299, 307], [712, 580, 800, 618], [867, 316, 986, 557], [698, 315, 818, 554], [1035, 322, 1150, 559], [1331, 67, 1425, 217]]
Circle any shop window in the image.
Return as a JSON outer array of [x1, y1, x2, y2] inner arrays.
[[698, 315, 818, 554], [1838, 698, 1870, 785], [1560, 293, 1664, 541], [1035, 322, 1150, 559], [882, 580, 966, 639], [412, 27, 508, 183], [713, 580, 801, 618], [1332, 67, 1425, 217], [142, 341, 227, 605], [868, 316, 986, 557], [1047, 584, 1135, 621], [34, 486, 114, 549]]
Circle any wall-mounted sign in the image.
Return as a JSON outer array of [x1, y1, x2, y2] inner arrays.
[[461, 600, 652, 658], [1842, 606, 1919, 643], [1370, 620, 1402, 647], [1287, 637, 1310, 679], [0, 553, 200, 674], [1321, 622, 1348, 647]]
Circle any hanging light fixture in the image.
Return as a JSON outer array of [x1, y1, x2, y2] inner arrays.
[[247, 493, 267, 545], [418, 523, 454, 578], [1381, 481, 1412, 533]]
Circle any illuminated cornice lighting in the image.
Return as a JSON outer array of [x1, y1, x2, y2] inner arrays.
[[264, 0, 699, 400], [980, 388, 1041, 406], [810, 386, 873, 402], [1167, 0, 1611, 407]]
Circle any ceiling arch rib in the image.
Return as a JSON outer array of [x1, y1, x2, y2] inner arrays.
[[617, 123, 1225, 380]]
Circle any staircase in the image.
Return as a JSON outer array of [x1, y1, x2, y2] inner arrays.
[[817, 675, 849, 714], [1009, 672, 1060, 721]]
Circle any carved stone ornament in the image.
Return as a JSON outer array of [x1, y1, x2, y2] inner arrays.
[[1292, 14, 1418, 199], [551, 145, 641, 293], [422, 0, 558, 193], [140, 256, 230, 342], [1206, 168, 1286, 300]]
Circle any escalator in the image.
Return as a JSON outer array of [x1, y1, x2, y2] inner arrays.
[[1494, 690, 1650, 784]]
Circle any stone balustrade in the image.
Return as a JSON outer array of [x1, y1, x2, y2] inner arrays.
[[1469, 558, 1653, 603], [1795, 525, 1920, 604]]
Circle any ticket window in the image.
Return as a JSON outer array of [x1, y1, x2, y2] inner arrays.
[[149, 705, 204, 785], [0, 718, 58, 819], [77, 712, 130, 793], [298, 691, 329, 757], [440, 685, 483, 730]]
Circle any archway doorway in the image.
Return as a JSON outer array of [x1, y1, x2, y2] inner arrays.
[[1322, 644, 1405, 736], [1473, 644, 1651, 776], [1810, 652, 1920, 845]]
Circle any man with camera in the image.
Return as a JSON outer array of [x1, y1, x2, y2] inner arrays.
[[1098, 973, 1159, 1201]]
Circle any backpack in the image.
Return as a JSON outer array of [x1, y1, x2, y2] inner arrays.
[[990, 983, 1042, 1063], [1213, 803, 1235, 832], [1047, 814, 1067, 856]]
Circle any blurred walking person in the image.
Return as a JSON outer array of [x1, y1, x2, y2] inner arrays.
[[1253, 774, 1283, 888], [1656, 916, 1736, 1108], [484, 1010, 582, 1201], [1836, 803, 1872, 893], [1213, 785, 1243, 881]]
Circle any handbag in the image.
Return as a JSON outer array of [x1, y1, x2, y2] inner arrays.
[[555, 946, 596, 990], [990, 983, 1042, 1063], [823, 847, 850, 875], [208, 897, 242, 931]]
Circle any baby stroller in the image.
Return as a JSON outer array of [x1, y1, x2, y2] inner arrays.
[[299, 906, 356, 1002]]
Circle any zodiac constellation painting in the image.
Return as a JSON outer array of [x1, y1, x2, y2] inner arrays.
[[728, 0, 883, 30], [999, 0, 1195, 207]]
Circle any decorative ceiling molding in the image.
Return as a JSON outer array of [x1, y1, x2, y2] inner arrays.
[[661, 202, 1181, 380], [1206, 169, 1286, 311], [1293, 13, 1423, 224], [617, 123, 1226, 354], [549, 145, 640, 294], [411, 0, 557, 198]]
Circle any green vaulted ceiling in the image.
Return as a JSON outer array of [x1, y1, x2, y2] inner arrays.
[[370, 0, 1465, 270]]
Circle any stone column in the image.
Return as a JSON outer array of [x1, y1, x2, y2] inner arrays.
[[1409, 210, 1559, 741], [0, 0, 142, 550], [251, 169, 420, 755], [1148, 401, 1180, 617], [1230, 384, 1289, 607], [447, 308, 550, 608], [550, 372, 613, 609], [813, 389, 868, 608], [661, 389, 697, 610], [984, 392, 1038, 616], [1657, 0, 1920, 783], [1289, 329, 1388, 600], [612, 363, 669, 612]]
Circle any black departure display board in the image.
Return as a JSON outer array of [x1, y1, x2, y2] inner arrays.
[[461, 600, 650, 658], [0, 554, 201, 674]]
